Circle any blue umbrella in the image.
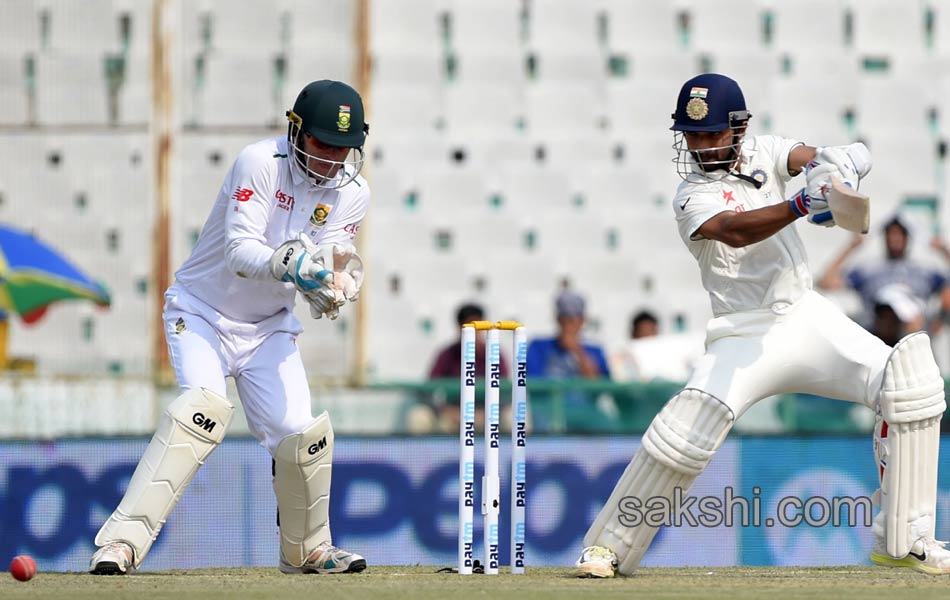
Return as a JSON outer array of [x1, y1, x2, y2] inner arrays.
[[0, 224, 110, 323]]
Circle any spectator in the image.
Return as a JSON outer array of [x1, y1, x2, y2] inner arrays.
[[412, 303, 509, 434], [428, 302, 509, 378], [610, 310, 703, 383], [819, 215, 950, 337], [631, 310, 659, 339], [871, 284, 926, 346], [526, 289, 611, 432], [526, 290, 609, 379]]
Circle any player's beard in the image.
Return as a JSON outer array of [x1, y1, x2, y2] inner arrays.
[[690, 144, 738, 173]]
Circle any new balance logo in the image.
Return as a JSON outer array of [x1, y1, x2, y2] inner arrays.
[[232, 187, 254, 202]]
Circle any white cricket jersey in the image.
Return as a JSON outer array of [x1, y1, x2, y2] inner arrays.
[[173, 136, 370, 323], [672, 135, 811, 316]]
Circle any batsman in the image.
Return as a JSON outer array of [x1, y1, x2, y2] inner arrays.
[[577, 73, 950, 577], [89, 80, 369, 575]]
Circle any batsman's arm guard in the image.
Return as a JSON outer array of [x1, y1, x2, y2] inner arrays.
[[94, 388, 234, 567], [875, 332, 947, 558], [273, 411, 335, 567], [583, 389, 735, 575]]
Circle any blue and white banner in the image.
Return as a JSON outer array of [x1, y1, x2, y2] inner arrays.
[[1, 436, 949, 572]]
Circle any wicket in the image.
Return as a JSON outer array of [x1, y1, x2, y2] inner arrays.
[[458, 320, 527, 575]]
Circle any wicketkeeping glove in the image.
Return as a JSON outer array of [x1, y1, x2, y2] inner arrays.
[[269, 233, 334, 294]]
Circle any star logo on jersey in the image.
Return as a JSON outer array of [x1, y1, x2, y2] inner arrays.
[[310, 204, 331, 227], [337, 105, 351, 132], [174, 317, 186, 334], [722, 190, 735, 204]]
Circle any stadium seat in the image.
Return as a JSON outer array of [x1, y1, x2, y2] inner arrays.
[[855, 76, 933, 141], [769, 76, 856, 144], [532, 133, 616, 170], [370, 129, 450, 171], [370, 0, 443, 54], [529, 47, 608, 87], [0, 0, 40, 56], [527, 0, 601, 53], [368, 84, 444, 136], [372, 50, 446, 93], [114, 0, 152, 57], [606, 80, 679, 137], [602, 0, 679, 55], [700, 51, 780, 122], [450, 51, 527, 88], [282, 0, 355, 52], [45, 0, 121, 55], [770, 0, 847, 55], [117, 55, 151, 125], [682, 0, 765, 55], [0, 56, 28, 125], [443, 83, 524, 137], [851, 0, 928, 60], [625, 53, 698, 85], [283, 51, 359, 112], [448, 0, 521, 54], [365, 295, 438, 380], [496, 164, 575, 216], [416, 165, 493, 217], [203, 0, 282, 55], [523, 83, 605, 136], [34, 55, 111, 126], [445, 131, 536, 170], [193, 55, 276, 127]]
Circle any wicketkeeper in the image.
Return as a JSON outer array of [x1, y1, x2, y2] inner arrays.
[[90, 80, 369, 575], [576, 73, 949, 577]]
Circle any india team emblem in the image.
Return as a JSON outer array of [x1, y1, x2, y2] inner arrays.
[[337, 105, 351, 132], [311, 203, 331, 227], [751, 168, 769, 186], [686, 86, 709, 121]]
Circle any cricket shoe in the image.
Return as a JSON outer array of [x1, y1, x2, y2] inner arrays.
[[574, 545, 618, 578], [279, 541, 367, 574], [89, 541, 134, 575], [871, 537, 950, 575]]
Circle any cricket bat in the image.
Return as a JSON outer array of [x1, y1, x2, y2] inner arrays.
[[827, 177, 870, 234]]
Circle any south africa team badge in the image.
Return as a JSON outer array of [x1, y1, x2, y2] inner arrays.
[[337, 105, 351, 132], [311, 204, 331, 227]]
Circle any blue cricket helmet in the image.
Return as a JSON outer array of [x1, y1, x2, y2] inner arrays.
[[671, 73, 752, 132]]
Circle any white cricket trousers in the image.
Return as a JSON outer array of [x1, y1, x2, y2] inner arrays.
[[163, 288, 314, 455], [687, 290, 893, 416]]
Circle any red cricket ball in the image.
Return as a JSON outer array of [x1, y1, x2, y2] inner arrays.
[[9, 555, 37, 582]]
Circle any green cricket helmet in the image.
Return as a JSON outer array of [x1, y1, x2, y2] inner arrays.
[[286, 80, 370, 189]]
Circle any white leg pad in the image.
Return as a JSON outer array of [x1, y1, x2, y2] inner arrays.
[[274, 410, 334, 567], [583, 389, 734, 575], [874, 333, 946, 558], [95, 388, 233, 566]]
